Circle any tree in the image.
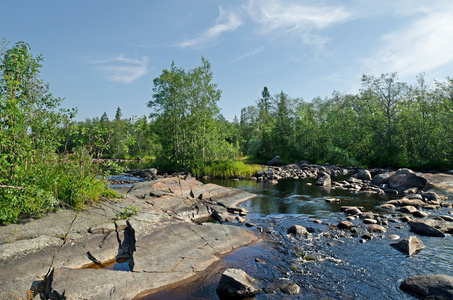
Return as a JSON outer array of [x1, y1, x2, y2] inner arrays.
[[148, 58, 237, 169], [361, 73, 408, 165], [271, 91, 293, 158]]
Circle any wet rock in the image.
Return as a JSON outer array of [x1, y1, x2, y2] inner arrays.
[[400, 274, 453, 299], [380, 204, 396, 210], [421, 191, 441, 203], [361, 234, 373, 240], [356, 169, 372, 181], [236, 216, 246, 223], [277, 280, 300, 295], [385, 189, 399, 195], [397, 206, 418, 214], [343, 207, 362, 216], [399, 216, 413, 223], [412, 211, 429, 218], [437, 215, 453, 222], [366, 224, 387, 233], [267, 179, 278, 185], [245, 222, 256, 227], [388, 168, 431, 191], [391, 236, 425, 256], [254, 258, 267, 264], [388, 234, 400, 240], [371, 173, 391, 185], [316, 173, 331, 186], [325, 197, 341, 203], [337, 221, 353, 230], [408, 219, 453, 236], [363, 218, 378, 224], [216, 268, 260, 298], [287, 225, 311, 238]]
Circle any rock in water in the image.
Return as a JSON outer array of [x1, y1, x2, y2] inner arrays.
[[400, 274, 453, 299], [216, 268, 260, 298], [316, 173, 331, 186], [287, 225, 311, 238], [391, 236, 425, 256]]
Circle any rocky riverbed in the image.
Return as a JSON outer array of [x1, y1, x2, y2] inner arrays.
[[0, 176, 258, 299]]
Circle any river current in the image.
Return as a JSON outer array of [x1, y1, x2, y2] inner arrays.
[[143, 177, 453, 299]]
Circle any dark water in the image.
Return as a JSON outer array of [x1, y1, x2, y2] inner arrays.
[[142, 178, 453, 300]]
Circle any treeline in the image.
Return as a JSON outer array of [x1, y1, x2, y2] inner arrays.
[[64, 70, 453, 172], [238, 73, 453, 170]]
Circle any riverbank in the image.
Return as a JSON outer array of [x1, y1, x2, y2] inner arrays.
[[0, 177, 258, 299]]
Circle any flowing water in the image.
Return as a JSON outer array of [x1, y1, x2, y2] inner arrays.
[[141, 178, 453, 299]]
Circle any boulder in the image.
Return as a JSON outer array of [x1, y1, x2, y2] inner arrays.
[[421, 191, 441, 203], [371, 173, 391, 185], [337, 221, 353, 230], [277, 280, 300, 295], [408, 220, 446, 237], [391, 236, 425, 256], [400, 274, 453, 299], [397, 206, 418, 214], [316, 174, 331, 186], [356, 169, 372, 181], [287, 225, 311, 238], [387, 168, 430, 191], [216, 268, 260, 298]]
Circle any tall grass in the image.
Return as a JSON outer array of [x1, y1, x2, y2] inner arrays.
[[191, 161, 262, 178]]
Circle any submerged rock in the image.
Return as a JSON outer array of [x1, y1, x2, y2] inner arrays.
[[216, 268, 260, 298], [400, 274, 453, 299], [391, 236, 425, 256]]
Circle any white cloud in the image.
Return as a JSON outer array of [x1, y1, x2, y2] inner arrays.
[[364, 3, 453, 78], [243, 0, 353, 49], [179, 6, 242, 48], [90, 54, 149, 84]]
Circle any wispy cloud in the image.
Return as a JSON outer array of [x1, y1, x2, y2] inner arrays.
[[90, 54, 149, 84], [243, 0, 353, 49], [234, 46, 263, 62], [179, 6, 242, 48], [364, 3, 453, 78]]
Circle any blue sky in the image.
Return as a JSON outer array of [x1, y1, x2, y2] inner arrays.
[[2, 0, 453, 121]]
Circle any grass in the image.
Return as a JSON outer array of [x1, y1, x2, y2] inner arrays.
[[191, 160, 262, 179]]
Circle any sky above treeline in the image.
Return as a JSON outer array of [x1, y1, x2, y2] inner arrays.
[[2, 0, 453, 121]]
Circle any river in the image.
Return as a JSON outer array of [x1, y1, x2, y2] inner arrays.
[[142, 177, 453, 299]]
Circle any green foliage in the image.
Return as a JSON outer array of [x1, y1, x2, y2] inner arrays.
[[117, 205, 140, 220], [148, 58, 239, 169], [0, 40, 117, 223], [191, 161, 262, 178]]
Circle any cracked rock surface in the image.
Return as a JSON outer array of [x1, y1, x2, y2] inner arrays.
[[0, 177, 258, 300]]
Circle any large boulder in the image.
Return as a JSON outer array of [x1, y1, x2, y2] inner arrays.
[[371, 173, 391, 186], [216, 268, 260, 298], [356, 169, 372, 181], [387, 168, 431, 191], [391, 236, 424, 256], [400, 274, 453, 299]]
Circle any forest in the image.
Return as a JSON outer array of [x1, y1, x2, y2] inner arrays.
[[1, 40, 453, 222]]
